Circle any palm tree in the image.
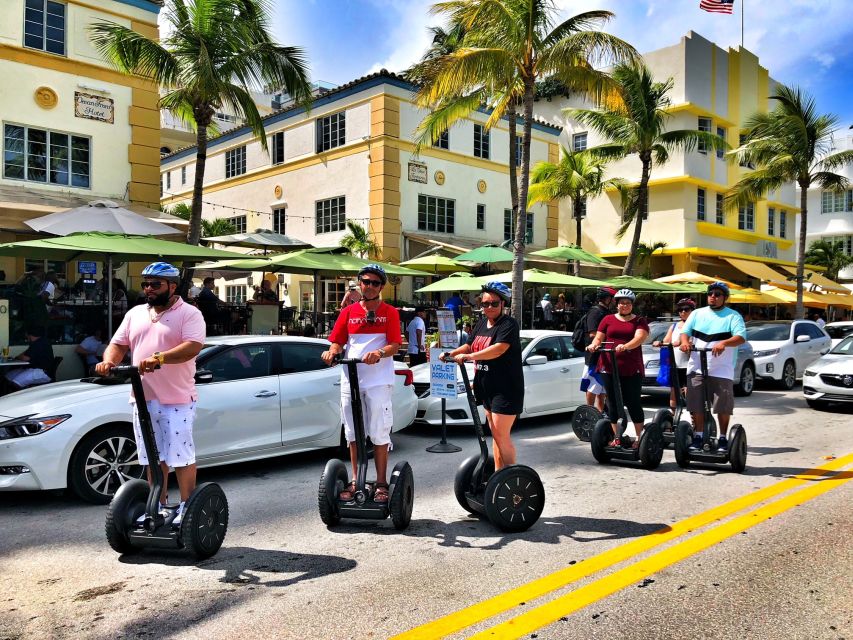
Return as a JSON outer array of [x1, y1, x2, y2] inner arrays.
[[89, 0, 312, 249], [527, 148, 624, 274], [636, 240, 667, 279], [727, 86, 853, 317], [570, 62, 728, 276], [804, 239, 853, 282], [340, 220, 380, 259], [166, 204, 237, 237], [413, 1, 638, 318]]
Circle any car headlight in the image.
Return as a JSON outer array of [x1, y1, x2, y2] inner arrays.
[[0, 415, 70, 440], [646, 360, 659, 368], [753, 348, 780, 358], [804, 369, 816, 377]]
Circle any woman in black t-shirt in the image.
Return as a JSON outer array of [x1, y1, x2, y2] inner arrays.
[[443, 282, 523, 470]]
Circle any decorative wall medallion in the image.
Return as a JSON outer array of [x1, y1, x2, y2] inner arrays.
[[34, 86, 58, 109], [274, 185, 283, 199], [434, 170, 445, 185], [477, 179, 487, 193]]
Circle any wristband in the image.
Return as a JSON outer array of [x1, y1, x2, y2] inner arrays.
[[378, 348, 386, 358]]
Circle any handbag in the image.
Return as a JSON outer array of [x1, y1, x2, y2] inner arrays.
[[656, 346, 671, 387]]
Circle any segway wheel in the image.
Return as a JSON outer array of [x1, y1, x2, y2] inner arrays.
[[318, 459, 348, 526], [590, 418, 612, 464], [389, 461, 414, 530], [484, 465, 545, 533], [728, 425, 747, 473], [105, 478, 148, 555], [653, 408, 674, 440], [674, 421, 693, 468], [454, 455, 494, 514], [639, 423, 664, 470], [181, 482, 229, 560], [571, 405, 601, 443]]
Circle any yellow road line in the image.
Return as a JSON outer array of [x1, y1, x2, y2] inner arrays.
[[473, 468, 853, 639], [392, 453, 853, 640]]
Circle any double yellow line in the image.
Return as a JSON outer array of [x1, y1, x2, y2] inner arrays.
[[393, 453, 853, 640]]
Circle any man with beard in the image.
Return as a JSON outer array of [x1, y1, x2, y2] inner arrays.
[[96, 263, 206, 526]]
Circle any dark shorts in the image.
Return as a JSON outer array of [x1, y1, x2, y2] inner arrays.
[[474, 378, 523, 416], [686, 373, 734, 415]]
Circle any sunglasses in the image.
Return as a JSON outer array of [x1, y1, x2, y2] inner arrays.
[[677, 308, 691, 313], [707, 291, 725, 297], [481, 300, 502, 309], [141, 281, 166, 290], [360, 278, 382, 287]]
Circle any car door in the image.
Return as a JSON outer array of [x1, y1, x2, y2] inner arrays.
[[194, 343, 281, 461], [805, 323, 832, 363], [792, 323, 816, 375], [278, 341, 341, 447], [523, 336, 574, 414]]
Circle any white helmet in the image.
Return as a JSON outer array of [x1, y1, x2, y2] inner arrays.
[[613, 288, 636, 302]]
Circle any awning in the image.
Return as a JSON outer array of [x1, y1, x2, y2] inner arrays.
[[815, 291, 853, 309], [722, 258, 792, 288], [777, 265, 849, 294], [761, 287, 829, 308]]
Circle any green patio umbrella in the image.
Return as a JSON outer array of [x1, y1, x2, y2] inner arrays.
[[415, 272, 483, 293], [453, 244, 515, 266], [604, 275, 685, 293], [529, 244, 610, 266], [400, 255, 470, 274]]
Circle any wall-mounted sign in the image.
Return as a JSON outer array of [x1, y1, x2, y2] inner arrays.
[[408, 161, 428, 184], [78, 261, 97, 274], [75, 92, 114, 124], [434, 170, 446, 186]]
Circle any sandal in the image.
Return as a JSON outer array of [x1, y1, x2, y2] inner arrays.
[[608, 438, 621, 448], [631, 440, 640, 450], [339, 481, 356, 501], [373, 482, 390, 503]]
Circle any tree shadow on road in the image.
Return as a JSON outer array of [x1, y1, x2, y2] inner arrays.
[[747, 446, 800, 456]]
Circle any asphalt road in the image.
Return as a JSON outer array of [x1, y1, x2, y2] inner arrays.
[[1, 386, 851, 640]]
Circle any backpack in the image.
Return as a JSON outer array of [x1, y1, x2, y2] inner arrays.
[[571, 312, 590, 352]]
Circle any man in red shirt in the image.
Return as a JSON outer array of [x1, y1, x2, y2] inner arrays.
[[321, 264, 402, 503]]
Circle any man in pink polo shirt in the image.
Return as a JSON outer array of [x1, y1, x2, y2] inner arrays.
[[96, 262, 206, 527]]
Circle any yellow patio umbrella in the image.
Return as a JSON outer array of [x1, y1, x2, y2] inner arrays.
[[654, 272, 738, 288], [728, 287, 780, 305], [762, 287, 829, 309]]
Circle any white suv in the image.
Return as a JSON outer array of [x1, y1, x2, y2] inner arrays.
[[746, 320, 831, 389]]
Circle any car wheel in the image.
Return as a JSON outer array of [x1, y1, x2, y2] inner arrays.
[[68, 424, 145, 504], [734, 362, 755, 397], [779, 360, 796, 390]]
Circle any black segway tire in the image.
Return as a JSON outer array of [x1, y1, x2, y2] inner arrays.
[[571, 405, 601, 442], [484, 465, 545, 533], [389, 461, 414, 530], [181, 482, 229, 560], [729, 425, 747, 473], [319, 459, 348, 526], [674, 421, 693, 468], [454, 455, 494, 514], [653, 408, 674, 440], [590, 418, 612, 464], [105, 479, 148, 555], [639, 423, 664, 470]]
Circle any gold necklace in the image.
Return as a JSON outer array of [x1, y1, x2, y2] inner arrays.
[[149, 297, 177, 323]]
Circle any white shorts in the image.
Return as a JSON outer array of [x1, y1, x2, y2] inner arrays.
[[342, 384, 394, 448], [132, 400, 197, 467]]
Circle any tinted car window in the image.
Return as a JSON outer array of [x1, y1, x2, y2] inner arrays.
[[793, 324, 812, 339], [206, 344, 273, 382], [830, 335, 853, 355], [746, 324, 791, 341], [529, 336, 565, 361], [281, 342, 328, 374], [560, 336, 584, 359], [804, 324, 825, 339], [826, 325, 853, 340]]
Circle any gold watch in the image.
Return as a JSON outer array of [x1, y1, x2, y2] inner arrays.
[[153, 351, 165, 365]]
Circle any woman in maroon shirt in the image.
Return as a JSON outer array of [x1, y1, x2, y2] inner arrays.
[[586, 289, 649, 448]]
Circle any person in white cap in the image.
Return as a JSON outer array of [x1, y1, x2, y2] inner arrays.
[[340, 280, 362, 308]]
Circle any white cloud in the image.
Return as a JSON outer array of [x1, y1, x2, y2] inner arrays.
[[365, 0, 435, 74], [812, 52, 835, 70]]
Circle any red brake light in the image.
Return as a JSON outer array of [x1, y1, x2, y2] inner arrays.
[[395, 368, 414, 386]]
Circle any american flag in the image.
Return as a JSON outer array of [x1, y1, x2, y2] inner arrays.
[[700, 0, 734, 13]]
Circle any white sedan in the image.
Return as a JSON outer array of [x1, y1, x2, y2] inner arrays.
[[803, 335, 853, 409], [746, 320, 831, 389], [825, 321, 853, 348], [411, 330, 587, 426], [0, 336, 417, 503]]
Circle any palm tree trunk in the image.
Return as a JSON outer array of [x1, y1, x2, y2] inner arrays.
[[795, 181, 808, 318], [508, 109, 519, 234], [179, 109, 212, 296], [573, 196, 582, 276], [511, 79, 535, 323], [623, 155, 651, 276]]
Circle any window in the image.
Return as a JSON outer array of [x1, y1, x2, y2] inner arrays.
[[530, 337, 566, 362], [417, 195, 455, 233], [821, 190, 853, 214], [572, 132, 587, 152], [716, 126, 726, 159], [738, 202, 754, 231], [716, 193, 724, 224], [225, 285, 246, 305], [697, 118, 711, 154], [560, 336, 584, 359], [476, 203, 485, 230], [272, 207, 286, 234], [271, 131, 285, 165], [514, 135, 523, 167], [227, 215, 247, 233], [473, 124, 489, 159], [205, 344, 272, 382], [159, 175, 163, 198], [768, 207, 775, 236], [526, 212, 534, 243], [823, 235, 853, 256], [433, 129, 449, 150], [3, 124, 90, 187], [503, 208, 533, 243], [225, 146, 246, 178], [280, 342, 328, 374], [165, 171, 171, 190], [24, 0, 65, 55], [697, 188, 706, 221], [181, 166, 186, 185], [779, 210, 787, 239], [324, 280, 345, 313], [316, 196, 346, 234], [316, 111, 345, 153], [574, 197, 586, 220]]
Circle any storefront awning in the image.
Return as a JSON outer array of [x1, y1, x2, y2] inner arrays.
[[761, 287, 830, 308], [722, 257, 792, 289], [776, 265, 849, 294]]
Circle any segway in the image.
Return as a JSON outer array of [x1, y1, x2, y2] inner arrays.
[[571, 404, 601, 442], [589, 345, 664, 469], [318, 357, 414, 530], [673, 347, 747, 473], [105, 365, 228, 559], [649, 343, 686, 448], [447, 355, 545, 533]]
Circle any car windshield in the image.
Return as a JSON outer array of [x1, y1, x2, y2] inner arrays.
[[830, 335, 853, 355], [826, 325, 853, 340], [746, 324, 790, 341]]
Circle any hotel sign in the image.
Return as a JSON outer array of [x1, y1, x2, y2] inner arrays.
[[408, 161, 428, 184], [75, 92, 114, 124]]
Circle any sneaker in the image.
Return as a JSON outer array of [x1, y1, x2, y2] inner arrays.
[[171, 502, 186, 528], [717, 436, 728, 451], [137, 503, 167, 524], [691, 434, 704, 450]]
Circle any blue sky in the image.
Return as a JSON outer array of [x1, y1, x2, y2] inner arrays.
[[266, 0, 853, 129]]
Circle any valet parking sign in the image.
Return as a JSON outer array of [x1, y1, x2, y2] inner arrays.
[[430, 308, 458, 399]]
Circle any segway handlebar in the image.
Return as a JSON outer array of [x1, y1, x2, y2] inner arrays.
[[589, 341, 619, 353], [109, 364, 160, 375], [332, 355, 363, 365]]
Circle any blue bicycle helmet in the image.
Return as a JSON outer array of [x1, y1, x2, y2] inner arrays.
[[141, 262, 181, 282], [707, 281, 730, 298], [358, 263, 387, 285], [481, 281, 511, 303]]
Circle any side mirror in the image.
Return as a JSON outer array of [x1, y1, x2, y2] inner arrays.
[[525, 354, 548, 366], [795, 335, 810, 343], [195, 369, 214, 384]]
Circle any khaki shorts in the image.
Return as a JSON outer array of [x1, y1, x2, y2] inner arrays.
[[686, 374, 734, 415]]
